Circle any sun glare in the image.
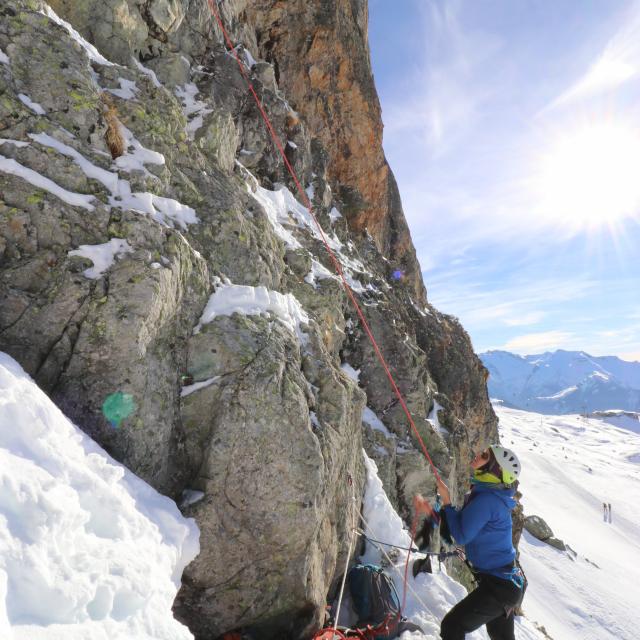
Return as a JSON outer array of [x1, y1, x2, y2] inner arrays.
[[534, 122, 640, 231]]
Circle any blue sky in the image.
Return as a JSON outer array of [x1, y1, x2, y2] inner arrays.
[[368, 0, 640, 361]]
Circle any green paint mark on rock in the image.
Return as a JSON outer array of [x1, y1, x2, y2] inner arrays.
[[102, 391, 136, 428]]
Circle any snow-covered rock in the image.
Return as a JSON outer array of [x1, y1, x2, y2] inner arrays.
[[0, 353, 199, 640], [588, 410, 640, 434]]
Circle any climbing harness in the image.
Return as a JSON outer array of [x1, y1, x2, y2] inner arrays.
[[508, 564, 526, 590], [465, 560, 526, 591]]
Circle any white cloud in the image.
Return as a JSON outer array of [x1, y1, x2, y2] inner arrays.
[[546, 2, 640, 109], [620, 349, 640, 362], [591, 324, 640, 355], [427, 276, 595, 331], [381, 4, 640, 260], [389, 2, 640, 254], [382, 0, 501, 156], [503, 311, 546, 327], [491, 322, 640, 360], [500, 330, 576, 354], [581, 335, 640, 360], [550, 59, 636, 109]]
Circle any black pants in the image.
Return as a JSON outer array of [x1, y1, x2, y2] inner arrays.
[[440, 573, 522, 640]]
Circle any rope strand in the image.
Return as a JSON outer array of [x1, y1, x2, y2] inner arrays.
[[205, 0, 442, 485], [332, 482, 358, 639], [402, 516, 418, 613], [355, 509, 433, 614]]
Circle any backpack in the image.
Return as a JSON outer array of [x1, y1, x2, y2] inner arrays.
[[347, 564, 402, 640]]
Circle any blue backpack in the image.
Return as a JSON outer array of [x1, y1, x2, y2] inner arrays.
[[347, 564, 402, 640]]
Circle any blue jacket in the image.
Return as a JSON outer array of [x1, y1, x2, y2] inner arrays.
[[443, 482, 516, 579]]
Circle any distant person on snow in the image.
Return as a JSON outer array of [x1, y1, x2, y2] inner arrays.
[[416, 445, 525, 640], [608, 503, 612, 523], [603, 502, 608, 521]]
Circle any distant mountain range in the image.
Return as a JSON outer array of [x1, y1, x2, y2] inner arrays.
[[480, 349, 640, 414]]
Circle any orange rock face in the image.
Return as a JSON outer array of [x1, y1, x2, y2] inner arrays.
[[245, 0, 427, 303]]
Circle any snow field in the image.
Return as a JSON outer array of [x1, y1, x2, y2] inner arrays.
[[0, 354, 199, 640], [497, 404, 640, 639]]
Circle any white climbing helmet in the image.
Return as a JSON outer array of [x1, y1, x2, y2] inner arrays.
[[489, 445, 521, 485]]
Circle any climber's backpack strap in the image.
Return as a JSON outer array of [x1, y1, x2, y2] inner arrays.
[[347, 564, 402, 639]]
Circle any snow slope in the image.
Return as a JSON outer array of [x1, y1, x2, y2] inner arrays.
[[359, 401, 640, 640], [6, 339, 635, 640], [481, 350, 640, 414], [358, 454, 544, 640], [589, 410, 640, 435], [497, 404, 640, 640], [0, 353, 199, 640]]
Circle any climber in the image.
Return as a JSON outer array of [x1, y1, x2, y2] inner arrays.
[[415, 445, 525, 640], [603, 502, 608, 521]]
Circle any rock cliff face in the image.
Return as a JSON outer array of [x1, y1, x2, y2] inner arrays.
[[242, 0, 426, 304], [0, 1, 497, 638]]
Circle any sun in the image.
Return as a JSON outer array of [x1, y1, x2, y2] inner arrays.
[[533, 121, 640, 231]]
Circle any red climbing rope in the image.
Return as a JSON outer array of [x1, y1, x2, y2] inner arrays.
[[205, 1, 443, 486]]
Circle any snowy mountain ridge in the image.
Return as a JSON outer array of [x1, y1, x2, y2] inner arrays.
[[480, 349, 640, 414]]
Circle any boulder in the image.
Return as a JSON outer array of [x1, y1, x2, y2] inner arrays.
[[524, 515, 555, 541]]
